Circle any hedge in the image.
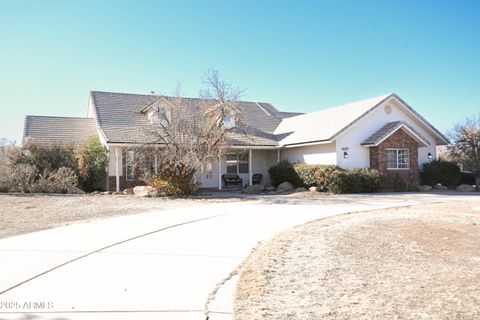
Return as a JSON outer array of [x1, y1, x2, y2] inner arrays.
[[328, 168, 383, 194], [420, 159, 461, 188], [268, 161, 302, 187], [293, 164, 339, 189], [268, 162, 383, 193]]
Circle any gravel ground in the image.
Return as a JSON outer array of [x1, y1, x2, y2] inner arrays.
[[235, 201, 480, 320], [0, 193, 245, 239]]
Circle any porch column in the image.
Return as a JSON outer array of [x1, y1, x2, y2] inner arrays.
[[277, 149, 281, 163], [218, 155, 222, 190], [115, 147, 120, 192], [154, 154, 158, 175], [249, 149, 253, 186]]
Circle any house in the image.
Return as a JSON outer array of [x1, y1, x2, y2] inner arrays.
[[23, 91, 449, 191]]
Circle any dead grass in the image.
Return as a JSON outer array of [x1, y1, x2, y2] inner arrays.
[[235, 201, 480, 320], [0, 194, 242, 239]]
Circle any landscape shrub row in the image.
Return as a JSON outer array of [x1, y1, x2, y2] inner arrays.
[[0, 163, 77, 193], [0, 136, 107, 193], [268, 161, 383, 194], [420, 159, 461, 188]]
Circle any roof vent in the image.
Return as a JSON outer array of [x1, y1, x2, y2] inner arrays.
[[384, 105, 392, 115]]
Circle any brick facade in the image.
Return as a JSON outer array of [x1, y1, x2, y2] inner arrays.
[[369, 129, 419, 190]]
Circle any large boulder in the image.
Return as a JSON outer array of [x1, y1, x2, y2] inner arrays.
[[134, 186, 158, 197], [68, 186, 86, 194], [419, 185, 432, 192], [309, 186, 318, 192], [433, 183, 448, 191], [123, 188, 134, 195], [456, 184, 475, 192], [243, 184, 265, 194], [265, 186, 276, 192], [276, 182, 294, 192]]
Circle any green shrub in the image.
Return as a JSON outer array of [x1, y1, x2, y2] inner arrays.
[[293, 164, 340, 188], [268, 161, 302, 187], [0, 162, 31, 192], [10, 164, 37, 192], [50, 167, 78, 193], [16, 143, 77, 174], [15, 136, 107, 192], [0, 161, 13, 192], [328, 168, 383, 194], [31, 167, 77, 193], [421, 159, 460, 188], [313, 165, 341, 191], [268, 162, 382, 193], [76, 136, 108, 192], [148, 163, 198, 197]]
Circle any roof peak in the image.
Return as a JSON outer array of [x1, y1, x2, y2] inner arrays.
[[25, 115, 92, 120], [89, 90, 275, 107]]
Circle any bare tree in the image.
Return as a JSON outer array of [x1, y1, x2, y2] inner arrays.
[[134, 69, 246, 194], [448, 115, 480, 188], [0, 138, 19, 162]]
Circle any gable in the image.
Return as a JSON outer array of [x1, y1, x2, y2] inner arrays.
[[274, 94, 392, 146], [275, 93, 448, 147], [361, 121, 429, 147]]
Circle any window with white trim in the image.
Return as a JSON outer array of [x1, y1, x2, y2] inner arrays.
[[387, 149, 410, 169], [226, 152, 249, 174], [223, 114, 235, 128], [205, 161, 213, 179], [148, 105, 171, 127], [126, 150, 135, 181]]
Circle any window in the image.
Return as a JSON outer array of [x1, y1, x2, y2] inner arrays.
[[387, 149, 410, 169], [148, 105, 171, 127], [223, 114, 235, 128], [226, 154, 237, 173], [225, 152, 249, 174], [126, 150, 135, 181], [138, 153, 157, 179], [205, 161, 213, 179], [238, 153, 249, 173]]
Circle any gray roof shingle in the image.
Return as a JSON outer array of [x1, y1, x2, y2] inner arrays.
[[23, 116, 97, 146], [361, 121, 429, 146], [274, 94, 393, 145], [90, 91, 294, 146]]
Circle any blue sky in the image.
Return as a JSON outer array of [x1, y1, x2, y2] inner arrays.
[[1, 0, 479, 143]]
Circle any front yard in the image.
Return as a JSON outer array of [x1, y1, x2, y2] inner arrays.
[[0, 194, 241, 239], [235, 201, 480, 319]]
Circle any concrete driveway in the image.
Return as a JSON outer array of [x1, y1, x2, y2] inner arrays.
[[0, 192, 477, 320]]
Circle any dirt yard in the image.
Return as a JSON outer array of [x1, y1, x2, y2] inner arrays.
[[0, 194, 244, 239], [235, 201, 480, 320]]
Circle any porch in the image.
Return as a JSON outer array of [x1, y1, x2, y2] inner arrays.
[[107, 146, 279, 192]]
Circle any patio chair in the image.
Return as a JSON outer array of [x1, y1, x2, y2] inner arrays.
[[252, 174, 263, 185], [222, 173, 243, 188]]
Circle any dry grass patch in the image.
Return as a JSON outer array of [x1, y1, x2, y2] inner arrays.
[[235, 201, 480, 320], [0, 194, 243, 239]]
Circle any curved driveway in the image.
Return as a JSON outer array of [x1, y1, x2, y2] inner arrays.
[[0, 192, 477, 320]]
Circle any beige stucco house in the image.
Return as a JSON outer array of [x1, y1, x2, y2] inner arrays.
[[23, 91, 449, 191]]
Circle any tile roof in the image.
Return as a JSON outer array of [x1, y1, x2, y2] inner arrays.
[[23, 116, 97, 146], [274, 93, 392, 145], [23, 91, 448, 149], [90, 91, 295, 146], [361, 121, 429, 146]]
